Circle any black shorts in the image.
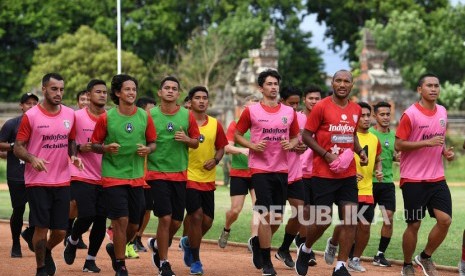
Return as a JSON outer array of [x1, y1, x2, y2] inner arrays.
[[252, 173, 287, 214], [144, 188, 154, 211], [7, 180, 27, 208], [373, 182, 396, 212], [303, 178, 314, 205], [288, 179, 305, 201], [71, 180, 106, 218], [104, 185, 145, 224], [149, 180, 186, 222], [27, 186, 70, 230], [186, 189, 215, 219], [357, 203, 375, 224], [230, 176, 253, 196], [312, 176, 358, 208], [401, 180, 452, 223]]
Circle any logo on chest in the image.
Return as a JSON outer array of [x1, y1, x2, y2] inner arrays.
[[63, 120, 71, 129], [199, 134, 205, 143], [167, 122, 174, 132], [125, 123, 133, 133]]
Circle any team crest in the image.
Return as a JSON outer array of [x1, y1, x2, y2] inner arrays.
[[384, 140, 389, 147], [353, 115, 358, 123], [199, 134, 205, 143], [63, 120, 70, 129], [126, 123, 133, 133], [439, 118, 446, 128], [167, 122, 174, 132], [281, 116, 288, 125], [341, 114, 347, 121]]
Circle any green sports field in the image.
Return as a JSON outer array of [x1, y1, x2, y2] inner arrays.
[[0, 159, 464, 267]]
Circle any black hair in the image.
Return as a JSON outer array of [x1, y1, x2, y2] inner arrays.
[[86, 79, 107, 92], [110, 74, 138, 105], [188, 86, 209, 100], [159, 76, 181, 90], [279, 86, 302, 100], [332, 70, 353, 82], [136, 96, 156, 109], [257, 69, 281, 87], [76, 90, 87, 102], [183, 96, 190, 104], [417, 73, 439, 88], [358, 101, 372, 112], [303, 85, 323, 97], [373, 101, 391, 113], [42, 73, 64, 86]]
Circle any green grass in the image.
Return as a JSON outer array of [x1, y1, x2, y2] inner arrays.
[[1, 156, 465, 266]]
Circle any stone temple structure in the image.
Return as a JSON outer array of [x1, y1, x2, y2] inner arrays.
[[356, 29, 416, 122], [212, 27, 279, 126]]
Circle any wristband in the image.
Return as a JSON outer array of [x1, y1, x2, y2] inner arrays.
[[10, 142, 14, 150]]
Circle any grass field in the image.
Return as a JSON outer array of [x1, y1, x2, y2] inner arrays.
[[0, 183, 464, 267]]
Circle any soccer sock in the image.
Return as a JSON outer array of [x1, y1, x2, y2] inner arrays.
[[378, 236, 391, 254], [71, 216, 94, 241], [279, 232, 296, 252], [67, 219, 75, 235], [88, 215, 106, 257], [224, 227, 231, 232], [301, 244, 312, 254], [86, 255, 96, 261], [10, 205, 25, 244], [335, 261, 345, 271], [260, 248, 271, 265], [420, 251, 431, 259], [191, 247, 200, 262], [115, 259, 125, 269]]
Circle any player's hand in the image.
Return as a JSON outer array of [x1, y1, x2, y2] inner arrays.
[[105, 143, 121, 154], [356, 173, 363, 182], [71, 156, 84, 171], [240, 148, 249, 156], [426, 136, 444, 147], [174, 126, 189, 143], [294, 141, 307, 154], [136, 143, 151, 157], [251, 140, 267, 152], [203, 159, 217, 171], [280, 137, 293, 151], [359, 150, 368, 166], [375, 170, 383, 182], [79, 142, 93, 153], [31, 156, 49, 172], [443, 146, 455, 161]]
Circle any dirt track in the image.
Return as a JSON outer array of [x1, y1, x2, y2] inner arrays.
[[0, 222, 459, 276]]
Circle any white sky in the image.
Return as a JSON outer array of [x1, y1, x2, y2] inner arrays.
[[300, 0, 463, 75]]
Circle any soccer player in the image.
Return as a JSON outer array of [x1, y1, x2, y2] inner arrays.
[[0, 92, 38, 257], [235, 69, 299, 276], [294, 85, 323, 267], [218, 95, 260, 249], [130, 96, 157, 253], [275, 86, 307, 269], [396, 73, 454, 276], [91, 74, 156, 276], [369, 101, 398, 267], [63, 79, 108, 273], [347, 102, 383, 272], [180, 86, 228, 274], [76, 90, 90, 109], [146, 76, 200, 276], [14, 73, 83, 276], [296, 70, 367, 276]]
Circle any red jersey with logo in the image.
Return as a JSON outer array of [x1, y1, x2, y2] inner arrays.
[[305, 97, 361, 179]]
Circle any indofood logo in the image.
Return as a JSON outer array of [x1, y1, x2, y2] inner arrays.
[[328, 124, 355, 134]]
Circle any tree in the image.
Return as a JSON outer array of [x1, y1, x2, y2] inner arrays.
[[306, 0, 448, 61], [365, 5, 465, 89], [23, 26, 149, 104]]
